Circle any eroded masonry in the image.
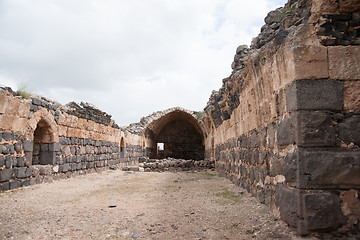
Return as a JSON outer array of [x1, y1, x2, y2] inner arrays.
[[0, 0, 359, 236]]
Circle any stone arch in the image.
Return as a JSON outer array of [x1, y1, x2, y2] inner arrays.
[[145, 109, 205, 160], [120, 137, 126, 158], [25, 108, 59, 165]]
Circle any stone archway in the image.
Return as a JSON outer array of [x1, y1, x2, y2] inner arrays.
[[25, 108, 59, 165], [145, 109, 205, 160]]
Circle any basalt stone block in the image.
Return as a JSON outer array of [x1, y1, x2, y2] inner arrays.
[[0, 168, 13, 182], [338, 115, 360, 146], [0, 182, 10, 191], [24, 151, 32, 166], [40, 144, 49, 151], [48, 143, 60, 152], [297, 148, 360, 189], [0, 155, 4, 167], [9, 180, 20, 190], [2, 132, 14, 141], [277, 114, 297, 147], [297, 111, 336, 147], [275, 184, 298, 228], [5, 156, 12, 168], [40, 151, 56, 165], [14, 142, 22, 153], [23, 140, 33, 152], [286, 79, 343, 111], [283, 151, 297, 184], [16, 157, 25, 167], [301, 191, 347, 232], [15, 167, 27, 178]]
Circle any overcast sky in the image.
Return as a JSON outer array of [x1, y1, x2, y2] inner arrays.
[[0, 0, 287, 126]]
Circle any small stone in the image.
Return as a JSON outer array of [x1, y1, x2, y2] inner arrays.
[[108, 204, 116, 208], [171, 224, 179, 230], [133, 232, 142, 239]]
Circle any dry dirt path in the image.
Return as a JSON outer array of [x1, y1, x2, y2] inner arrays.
[[0, 170, 314, 240]]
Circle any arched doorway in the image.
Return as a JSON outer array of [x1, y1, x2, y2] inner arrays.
[[145, 110, 205, 160], [120, 137, 126, 159], [32, 120, 57, 165]]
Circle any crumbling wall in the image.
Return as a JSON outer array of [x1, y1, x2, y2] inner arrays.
[[0, 87, 144, 191], [201, 0, 360, 235]]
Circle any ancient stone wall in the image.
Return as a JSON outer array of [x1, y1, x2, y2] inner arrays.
[[0, 87, 144, 191], [201, 0, 360, 235]]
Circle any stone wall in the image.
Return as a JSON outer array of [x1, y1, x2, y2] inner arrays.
[[0, 87, 144, 191], [201, 0, 360, 235]]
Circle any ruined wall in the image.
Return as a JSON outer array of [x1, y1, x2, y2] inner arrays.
[[0, 87, 144, 191], [201, 0, 360, 235]]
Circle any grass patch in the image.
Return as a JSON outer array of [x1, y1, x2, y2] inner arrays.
[[215, 188, 243, 204], [16, 83, 32, 99]]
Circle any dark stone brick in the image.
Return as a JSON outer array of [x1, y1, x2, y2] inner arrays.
[[0, 168, 13, 182], [275, 184, 298, 228], [0, 182, 10, 191], [323, 14, 352, 20], [32, 98, 43, 106], [60, 164, 70, 172], [23, 140, 33, 152], [286, 79, 343, 111], [277, 115, 297, 148], [269, 155, 283, 177], [15, 167, 27, 178], [0, 155, 4, 167], [14, 142, 22, 153], [21, 179, 31, 187], [338, 115, 360, 146], [297, 148, 360, 189], [0, 133, 2, 142], [9, 180, 20, 190], [48, 143, 60, 152], [24, 151, 32, 166], [5, 156, 12, 168], [303, 191, 347, 232], [2, 132, 14, 141], [297, 111, 336, 147], [8, 144, 15, 154], [40, 144, 49, 151], [2, 144, 9, 154], [283, 151, 297, 184], [16, 157, 25, 167], [40, 151, 56, 165], [25, 168, 32, 177], [30, 104, 38, 112]]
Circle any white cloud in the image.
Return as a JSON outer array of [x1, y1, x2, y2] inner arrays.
[[0, 0, 287, 126]]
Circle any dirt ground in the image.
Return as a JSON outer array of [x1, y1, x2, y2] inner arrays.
[[0, 169, 315, 240]]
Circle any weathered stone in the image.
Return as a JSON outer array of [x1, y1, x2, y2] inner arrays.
[[9, 180, 20, 190], [297, 111, 336, 147], [338, 115, 360, 146], [302, 191, 347, 232], [0, 168, 12, 182], [277, 115, 297, 147], [286, 79, 343, 111], [48, 143, 60, 152], [23, 140, 33, 152], [0, 155, 4, 167], [297, 148, 360, 189], [275, 184, 298, 228], [329, 46, 360, 80]]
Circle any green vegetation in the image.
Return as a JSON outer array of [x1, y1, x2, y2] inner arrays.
[[215, 188, 243, 203], [16, 83, 32, 99]]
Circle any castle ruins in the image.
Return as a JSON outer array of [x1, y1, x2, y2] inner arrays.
[[0, 0, 359, 236]]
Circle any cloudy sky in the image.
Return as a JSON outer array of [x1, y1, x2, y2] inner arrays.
[[0, 0, 287, 126]]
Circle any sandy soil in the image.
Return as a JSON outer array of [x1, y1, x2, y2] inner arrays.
[[0, 170, 314, 240]]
